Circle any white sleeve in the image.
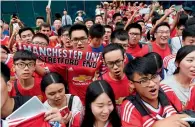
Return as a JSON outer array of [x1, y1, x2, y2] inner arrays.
[[71, 96, 83, 116]]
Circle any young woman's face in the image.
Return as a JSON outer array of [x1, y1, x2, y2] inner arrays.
[[45, 83, 66, 106], [91, 93, 114, 122], [178, 51, 195, 79]]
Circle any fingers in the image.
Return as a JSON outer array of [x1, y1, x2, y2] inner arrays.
[[177, 120, 190, 127], [44, 108, 62, 122], [62, 112, 72, 124]]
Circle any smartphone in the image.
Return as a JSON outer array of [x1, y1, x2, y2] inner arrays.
[[174, 5, 182, 12], [59, 106, 70, 117]]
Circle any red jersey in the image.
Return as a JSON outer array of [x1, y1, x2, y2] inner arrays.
[[102, 72, 130, 101], [1, 35, 9, 47], [138, 42, 171, 59], [121, 85, 179, 127], [186, 86, 195, 111], [9, 77, 46, 102], [126, 44, 142, 57]]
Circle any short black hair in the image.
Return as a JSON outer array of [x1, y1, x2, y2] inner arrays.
[[115, 22, 125, 30], [154, 22, 170, 33], [136, 20, 145, 24], [58, 25, 71, 36], [1, 62, 10, 83], [124, 57, 157, 81], [122, 17, 128, 22], [39, 22, 51, 30], [126, 23, 142, 33], [89, 24, 105, 39], [69, 24, 88, 39], [32, 33, 50, 44], [18, 27, 35, 38], [182, 28, 195, 41], [102, 43, 125, 60], [84, 18, 94, 24], [104, 25, 113, 32], [13, 50, 37, 63], [113, 13, 121, 21], [1, 45, 10, 54], [152, 16, 160, 25], [36, 16, 45, 21], [95, 15, 103, 19], [111, 29, 129, 42]]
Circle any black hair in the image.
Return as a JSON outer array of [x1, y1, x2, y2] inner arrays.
[[104, 25, 113, 32], [81, 80, 121, 127], [176, 22, 185, 29], [1, 45, 10, 54], [174, 45, 195, 74], [122, 17, 128, 22], [1, 62, 10, 83], [95, 15, 103, 19], [36, 16, 45, 21], [39, 23, 51, 30], [84, 18, 94, 24], [58, 25, 71, 36], [111, 29, 129, 42], [154, 22, 170, 33], [112, 13, 121, 21], [124, 57, 157, 81], [32, 33, 50, 44], [89, 24, 105, 39], [41, 72, 68, 92], [115, 22, 125, 30], [13, 50, 36, 63], [18, 27, 35, 38], [182, 28, 195, 41], [151, 16, 160, 26], [136, 20, 145, 24], [102, 43, 125, 59], [126, 23, 142, 34], [69, 24, 88, 39], [54, 13, 62, 20], [143, 52, 163, 72]]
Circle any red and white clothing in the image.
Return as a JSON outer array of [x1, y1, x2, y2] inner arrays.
[[186, 86, 195, 111], [4, 54, 15, 81], [9, 77, 46, 102], [163, 54, 176, 76], [1, 35, 9, 47]]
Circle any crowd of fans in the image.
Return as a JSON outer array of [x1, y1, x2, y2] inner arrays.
[[1, 1, 195, 127]]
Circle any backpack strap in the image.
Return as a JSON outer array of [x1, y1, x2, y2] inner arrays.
[[14, 80, 22, 96], [147, 42, 153, 53], [66, 95, 75, 127]]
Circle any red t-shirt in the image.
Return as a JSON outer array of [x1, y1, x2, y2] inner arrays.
[[138, 42, 171, 59], [1, 35, 9, 47], [102, 72, 130, 100], [126, 44, 142, 57], [9, 77, 46, 102]]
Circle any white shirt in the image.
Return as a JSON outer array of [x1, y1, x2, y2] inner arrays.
[[171, 36, 182, 54]]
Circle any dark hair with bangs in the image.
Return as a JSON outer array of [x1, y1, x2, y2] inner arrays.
[[13, 50, 37, 63], [124, 57, 158, 81]]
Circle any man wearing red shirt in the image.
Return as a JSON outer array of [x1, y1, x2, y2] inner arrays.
[[102, 43, 131, 104], [0, 21, 9, 47], [126, 23, 143, 57], [121, 57, 189, 127], [9, 50, 45, 102], [138, 22, 171, 59]]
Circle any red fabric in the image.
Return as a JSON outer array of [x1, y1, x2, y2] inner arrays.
[[137, 42, 171, 59], [170, 28, 177, 38], [102, 72, 130, 100], [1, 36, 9, 47], [9, 77, 46, 102], [126, 44, 142, 57], [5, 55, 15, 80], [186, 86, 195, 111], [49, 39, 58, 47]]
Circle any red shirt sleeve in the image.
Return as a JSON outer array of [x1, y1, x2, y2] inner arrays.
[[121, 100, 142, 127], [186, 86, 195, 111]]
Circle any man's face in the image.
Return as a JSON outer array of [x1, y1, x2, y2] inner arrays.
[[70, 30, 88, 50], [36, 19, 44, 27], [113, 38, 129, 50], [104, 49, 125, 80], [1, 77, 8, 109], [40, 27, 51, 37], [95, 16, 103, 24], [63, 11, 67, 15], [32, 36, 48, 46], [183, 36, 195, 46], [138, 22, 146, 33], [155, 26, 170, 45], [0, 48, 8, 63], [85, 21, 94, 30], [91, 37, 103, 47], [128, 28, 141, 46], [177, 25, 185, 36], [131, 73, 160, 103], [114, 16, 122, 24], [61, 31, 73, 49], [54, 20, 62, 31], [14, 60, 36, 79], [20, 30, 34, 44], [103, 28, 112, 42]]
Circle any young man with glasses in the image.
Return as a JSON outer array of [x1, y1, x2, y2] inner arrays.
[[121, 57, 189, 127], [9, 50, 45, 102], [101, 43, 131, 105]]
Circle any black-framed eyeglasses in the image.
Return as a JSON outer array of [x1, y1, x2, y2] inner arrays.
[[106, 59, 124, 68], [15, 62, 35, 69], [132, 74, 161, 87], [32, 41, 48, 46], [129, 32, 141, 36], [71, 38, 88, 44]]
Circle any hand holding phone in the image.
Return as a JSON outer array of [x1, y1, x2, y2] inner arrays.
[[59, 106, 70, 117]]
